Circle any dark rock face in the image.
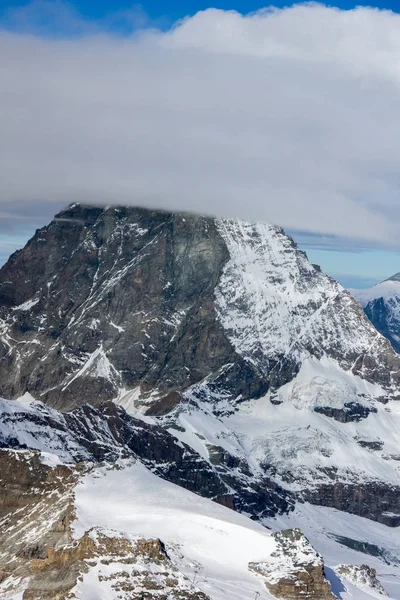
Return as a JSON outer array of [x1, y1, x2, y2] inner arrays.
[[0, 204, 267, 410], [304, 482, 400, 526], [357, 439, 384, 451], [314, 402, 377, 422], [1, 204, 400, 412], [0, 450, 76, 520]]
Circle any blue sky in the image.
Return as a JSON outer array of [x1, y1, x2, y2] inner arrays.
[[4, 0, 400, 23], [1, 0, 400, 288]]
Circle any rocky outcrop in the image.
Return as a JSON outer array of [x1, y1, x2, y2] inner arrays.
[[336, 564, 388, 596], [303, 481, 400, 526], [28, 532, 209, 600], [249, 528, 335, 599], [314, 402, 378, 422]]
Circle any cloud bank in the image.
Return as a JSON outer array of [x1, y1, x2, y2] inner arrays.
[[2, 2, 400, 247]]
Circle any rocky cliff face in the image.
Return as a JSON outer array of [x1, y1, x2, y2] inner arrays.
[[1, 204, 399, 412]]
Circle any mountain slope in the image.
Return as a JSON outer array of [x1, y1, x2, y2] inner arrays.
[[0, 394, 292, 519], [1, 451, 396, 600], [351, 276, 400, 354]]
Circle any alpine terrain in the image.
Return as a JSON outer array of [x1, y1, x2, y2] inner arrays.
[[1, 204, 400, 599], [351, 275, 400, 354]]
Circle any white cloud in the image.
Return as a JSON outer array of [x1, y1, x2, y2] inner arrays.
[[2, 2, 400, 245]]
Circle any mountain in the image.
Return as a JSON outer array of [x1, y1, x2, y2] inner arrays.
[[1, 203, 399, 411], [351, 275, 400, 354], [2, 204, 400, 598]]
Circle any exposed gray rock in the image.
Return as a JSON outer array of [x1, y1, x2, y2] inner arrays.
[[356, 439, 384, 451], [314, 402, 378, 422], [304, 481, 400, 526]]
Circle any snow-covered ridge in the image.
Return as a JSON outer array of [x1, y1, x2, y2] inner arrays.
[[214, 218, 400, 393], [0, 393, 89, 463], [215, 219, 340, 364], [71, 460, 276, 600], [351, 281, 400, 307], [70, 461, 394, 600]]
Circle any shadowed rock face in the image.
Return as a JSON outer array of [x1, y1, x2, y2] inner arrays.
[[303, 481, 400, 527], [0, 205, 267, 411], [313, 402, 378, 422]]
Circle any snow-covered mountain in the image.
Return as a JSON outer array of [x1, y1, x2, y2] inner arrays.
[[1, 204, 400, 411], [351, 275, 400, 354], [2, 204, 400, 598]]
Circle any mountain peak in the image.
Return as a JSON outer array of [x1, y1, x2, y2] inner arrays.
[[385, 271, 400, 282], [0, 205, 399, 411]]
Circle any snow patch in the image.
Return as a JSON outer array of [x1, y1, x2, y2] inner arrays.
[[72, 460, 276, 600], [276, 356, 386, 410], [12, 297, 39, 311]]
